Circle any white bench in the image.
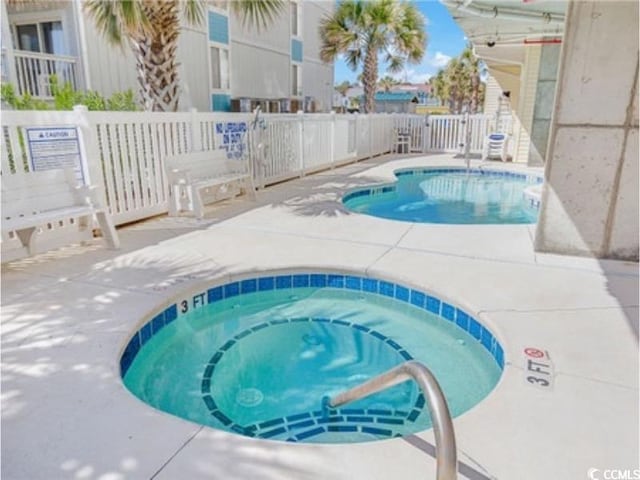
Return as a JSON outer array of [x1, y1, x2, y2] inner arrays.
[[1, 168, 120, 260], [166, 150, 256, 218]]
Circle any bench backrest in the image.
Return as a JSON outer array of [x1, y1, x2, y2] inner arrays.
[[2, 169, 85, 218], [166, 150, 249, 179]]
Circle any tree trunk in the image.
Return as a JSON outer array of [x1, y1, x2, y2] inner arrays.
[[471, 74, 479, 113], [363, 46, 378, 114], [129, 0, 181, 112]]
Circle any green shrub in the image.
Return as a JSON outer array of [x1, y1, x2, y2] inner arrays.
[[1, 76, 138, 111]]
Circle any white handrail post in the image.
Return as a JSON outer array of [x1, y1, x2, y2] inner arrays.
[[329, 360, 458, 480], [73, 105, 108, 207]]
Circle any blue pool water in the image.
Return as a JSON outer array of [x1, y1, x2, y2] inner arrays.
[[122, 273, 503, 444], [343, 168, 541, 224]]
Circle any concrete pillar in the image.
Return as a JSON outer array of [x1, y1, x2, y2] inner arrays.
[[535, 1, 639, 260]]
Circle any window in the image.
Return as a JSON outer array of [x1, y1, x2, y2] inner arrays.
[[291, 64, 302, 96], [291, 1, 299, 37], [210, 46, 229, 90], [15, 21, 66, 54]]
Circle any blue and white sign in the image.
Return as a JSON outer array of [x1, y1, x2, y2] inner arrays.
[[215, 122, 248, 160], [26, 127, 85, 183]]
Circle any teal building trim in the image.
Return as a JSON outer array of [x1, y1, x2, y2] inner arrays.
[[209, 12, 229, 44], [291, 39, 303, 62]]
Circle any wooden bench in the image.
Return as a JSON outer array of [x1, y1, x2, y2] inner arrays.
[[166, 150, 256, 219], [1, 168, 120, 260]]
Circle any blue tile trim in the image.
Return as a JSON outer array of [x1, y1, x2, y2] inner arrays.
[[208, 286, 223, 303], [426, 296, 441, 314], [121, 272, 505, 401], [241, 279, 257, 294], [343, 168, 543, 206], [410, 290, 425, 308], [276, 275, 292, 289], [455, 309, 469, 331], [441, 303, 455, 322], [293, 274, 309, 288], [258, 277, 275, 291]]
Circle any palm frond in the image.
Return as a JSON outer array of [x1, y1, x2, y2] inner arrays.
[[230, 0, 285, 32]]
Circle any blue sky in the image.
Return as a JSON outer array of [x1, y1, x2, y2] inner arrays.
[[333, 1, 467, 85]]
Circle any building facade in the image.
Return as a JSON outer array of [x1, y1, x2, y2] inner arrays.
[[0, 0, 334, 113]]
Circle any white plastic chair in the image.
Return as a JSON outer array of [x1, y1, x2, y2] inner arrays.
[[482, 133, 509, 162]]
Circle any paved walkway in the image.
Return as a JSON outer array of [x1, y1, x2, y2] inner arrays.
[[2, 154, 638, 480]]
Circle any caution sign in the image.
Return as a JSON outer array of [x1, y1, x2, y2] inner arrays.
[[26, 127, 85, 183]]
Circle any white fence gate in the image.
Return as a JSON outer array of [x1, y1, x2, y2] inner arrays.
[[425, 114, 494, 154]]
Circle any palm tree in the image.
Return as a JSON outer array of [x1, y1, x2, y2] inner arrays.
[[378, 76, 399, 92], [319, 0, 426, 113], [335, 80, 351, 98], [84, 0, 284, 112], [460, 46, 482, 113], [428, 71, 448, 106]]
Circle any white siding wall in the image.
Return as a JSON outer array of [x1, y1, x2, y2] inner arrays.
[[513, 46, 541, 163], [483, 75, 502, 116], [81, 17, 137, 99], [230, 42, 290, 98], [302, 1, 333, 111], [177, 25, 209, 111], [229, 5, 290, 100]]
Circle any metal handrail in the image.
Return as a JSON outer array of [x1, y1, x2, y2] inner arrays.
[[328, 360, 457, 480]]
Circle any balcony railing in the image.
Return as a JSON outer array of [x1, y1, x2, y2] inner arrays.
[[9, 50, 79, 99]]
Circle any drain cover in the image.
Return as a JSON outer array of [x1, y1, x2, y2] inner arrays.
[[235, 388, 264, 407]]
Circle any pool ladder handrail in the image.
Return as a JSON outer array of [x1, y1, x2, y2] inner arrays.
[[328, 360, 457, 480]]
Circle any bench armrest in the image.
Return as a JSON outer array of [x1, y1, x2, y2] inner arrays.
[[167, 167, 192, 185], [74, 184, 105, 208]]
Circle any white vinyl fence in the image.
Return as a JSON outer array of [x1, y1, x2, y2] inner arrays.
[[1, 107, 497, 235], [1, 109, 401, 228]]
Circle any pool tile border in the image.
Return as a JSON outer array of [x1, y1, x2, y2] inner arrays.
[[120, 273, 505, 377], [342, 167, 544, 208]]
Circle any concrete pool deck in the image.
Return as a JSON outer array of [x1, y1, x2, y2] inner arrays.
[[2, 154, 638, 480]]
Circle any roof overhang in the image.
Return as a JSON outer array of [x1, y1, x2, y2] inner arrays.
[[441, 0, 567, 67]]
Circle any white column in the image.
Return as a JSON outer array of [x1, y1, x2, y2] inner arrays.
[[535, 0, 639, 259]]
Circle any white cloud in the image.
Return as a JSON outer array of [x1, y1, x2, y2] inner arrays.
[[430, 51, 452, 68], [390, 69, 433, 84]]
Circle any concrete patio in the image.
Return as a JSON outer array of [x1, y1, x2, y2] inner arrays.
[[2, 154, 638, 480]]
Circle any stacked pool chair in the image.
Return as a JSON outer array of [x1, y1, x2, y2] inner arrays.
[[481, 133, 510, 162]]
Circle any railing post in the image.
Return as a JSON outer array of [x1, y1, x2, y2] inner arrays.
[[329, 111, 336, 169], [189, 107, 202, 152], [423, 115, 430, 153], [73, 105, 108, 207], [369, 114, 374, 158], [297, 110, 305, 177], [329, 360, 457, 480]]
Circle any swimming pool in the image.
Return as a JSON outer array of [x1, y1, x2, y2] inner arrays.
[[343, 168, 543, 224], [121, 272, 503, 443]]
